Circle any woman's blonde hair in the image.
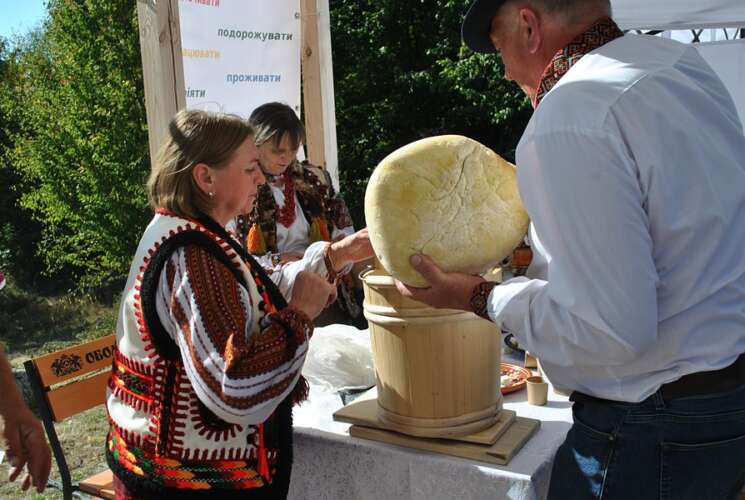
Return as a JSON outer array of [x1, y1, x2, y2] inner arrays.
[[147, 109, 254, 219]]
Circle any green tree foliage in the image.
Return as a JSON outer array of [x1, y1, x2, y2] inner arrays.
[[2, 0, 149, 290], [330, 0, 532, 226], [0, 0, 530, 292], [0, 35, 46, 285]]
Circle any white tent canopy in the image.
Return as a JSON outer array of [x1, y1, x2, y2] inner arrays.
[[611, 0, 745, 132], [612, 0, 745, 30]]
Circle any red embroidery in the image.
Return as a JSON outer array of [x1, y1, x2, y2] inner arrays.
[[167, 245, 309, 407], [470, 281, 497, 322], [109, 213, 300, 491], [109, 427, 267, 491], [191, 394, 244, 442], [324, 245, 339, 285], [276, 171, 297, 228], [253, 274, 277, 315], [533, 17, 624, 108]]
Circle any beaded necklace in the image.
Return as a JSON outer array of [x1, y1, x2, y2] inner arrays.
[[276, 171, 296, 228]]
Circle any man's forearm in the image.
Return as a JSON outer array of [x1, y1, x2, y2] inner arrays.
[[0, 346, 26, 417]]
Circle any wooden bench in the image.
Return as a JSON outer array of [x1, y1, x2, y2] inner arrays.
[[24, 335, 116, 500]]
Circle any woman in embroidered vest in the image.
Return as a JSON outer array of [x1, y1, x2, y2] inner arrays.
[[105, 110, 368, 499], [233, 102, 367, 326]]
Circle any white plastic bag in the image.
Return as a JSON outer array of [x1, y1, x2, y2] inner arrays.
[[302, 324, 376, 392]]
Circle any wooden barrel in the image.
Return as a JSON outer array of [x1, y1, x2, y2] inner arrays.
[[361, 269, 501, 438]]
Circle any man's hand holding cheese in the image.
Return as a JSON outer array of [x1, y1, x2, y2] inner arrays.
[[395, 254, 485, 312]]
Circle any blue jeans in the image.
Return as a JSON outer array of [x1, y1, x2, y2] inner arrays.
[[547, 384, 745, 500]]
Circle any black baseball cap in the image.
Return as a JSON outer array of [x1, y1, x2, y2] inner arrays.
[[461, 0, 508, 53]]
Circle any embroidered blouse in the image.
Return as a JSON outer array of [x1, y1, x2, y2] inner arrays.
[[155, 244, 312, 425], [236, 160, 354, 272], [267, 177, 354, 260], [106, 212, 311, 497]]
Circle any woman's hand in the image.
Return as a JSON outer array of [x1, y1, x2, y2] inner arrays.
[[327, 228, 375, 272], [288, 271, 336, 319]]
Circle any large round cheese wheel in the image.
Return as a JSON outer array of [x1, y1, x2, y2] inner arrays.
[[365, 135, 529, 287]]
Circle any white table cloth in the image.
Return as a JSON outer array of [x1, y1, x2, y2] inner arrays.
[[289, 340, 573, 500]]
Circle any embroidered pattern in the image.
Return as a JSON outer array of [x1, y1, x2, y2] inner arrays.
[[239, 160, 361, 318], [191, 396, 244, 443], [253, 275, 312, 406], [168, 246, 306, 403], [240, 160, 348, 256], [470, 281, 498, 322], [276, 171, 297, 228], [324, 245, 339, 284], [269, 308, 313, 344], [108, 211, 301, 495], [328, 196, 353, 230], [108, 429, 268, 491], [109, 351, 156, 413], [533, 17, 624, 108]]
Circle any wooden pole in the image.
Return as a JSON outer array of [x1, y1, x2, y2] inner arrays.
[[300, 0, 325, 169], [137, 0, 186, 164], [301, 0, 340, 191], [316, 0, 340, 191]]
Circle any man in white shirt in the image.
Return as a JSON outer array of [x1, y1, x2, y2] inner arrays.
[[398, 0, 745, 498]]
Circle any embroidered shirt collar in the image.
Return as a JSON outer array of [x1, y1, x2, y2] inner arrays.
[[533, 17, 624, 108]]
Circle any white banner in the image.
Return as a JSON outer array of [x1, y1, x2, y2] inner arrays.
[[178, 0, 302, 120]]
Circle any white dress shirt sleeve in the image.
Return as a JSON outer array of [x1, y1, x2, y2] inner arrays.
[[488, 128, 660, 369]]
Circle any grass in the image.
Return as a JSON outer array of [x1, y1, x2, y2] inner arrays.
[[0, 280, 118, 365], [0, 276, 117, 499], [0, 407, 110, 500]]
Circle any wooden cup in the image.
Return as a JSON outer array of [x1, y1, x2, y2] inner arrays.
[[526, 376, 548, 406]]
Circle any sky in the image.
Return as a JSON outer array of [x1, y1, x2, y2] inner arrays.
[[0, 1, 48, 41]]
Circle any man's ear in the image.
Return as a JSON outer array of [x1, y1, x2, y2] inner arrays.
[[519, 7, 542, 54], [192, 162, 214, 195]]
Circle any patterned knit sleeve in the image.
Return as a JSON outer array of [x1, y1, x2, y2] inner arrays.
[[326, 194, 355, 240], [155, 245, 313, 425]]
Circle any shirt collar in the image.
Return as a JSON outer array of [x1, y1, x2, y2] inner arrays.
[[533, 17, 624, 108]]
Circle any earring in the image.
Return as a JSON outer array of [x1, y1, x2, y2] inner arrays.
[[208, 192, 214, 198]]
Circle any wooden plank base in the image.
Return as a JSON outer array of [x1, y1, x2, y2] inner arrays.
[[485, 417, 541, 464], [334, 398, 516, 445], [349, 416, 539, 466], [334, 393, 539, 466]]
